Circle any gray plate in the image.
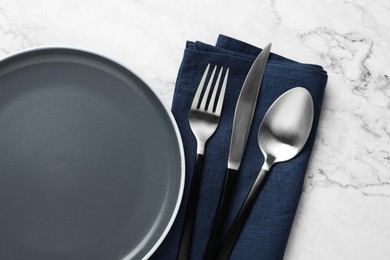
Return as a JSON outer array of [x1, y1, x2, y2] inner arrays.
[[0, 47, 184, 260]]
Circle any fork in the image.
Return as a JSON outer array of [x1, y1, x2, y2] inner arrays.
[[177, 64, 229, 260]]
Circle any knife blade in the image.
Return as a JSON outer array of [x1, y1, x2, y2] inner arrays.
[[203, 43, 272, 260]]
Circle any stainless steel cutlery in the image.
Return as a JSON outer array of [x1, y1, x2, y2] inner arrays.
[[177, 44, 314, 260], [215, 87, 314, 260], [203, 43, 272, 260], [177, 64, 229, 260]]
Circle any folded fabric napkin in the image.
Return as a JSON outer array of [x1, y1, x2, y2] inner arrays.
[[151, 35, 327, 260]]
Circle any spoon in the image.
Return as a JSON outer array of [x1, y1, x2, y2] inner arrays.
[[215, 87, 314, 260]]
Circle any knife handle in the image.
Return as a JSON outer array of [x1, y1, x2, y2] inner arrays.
[[215, 168, 269, 260], [202, 168, 238, 260], [177, 153, 204, 260]]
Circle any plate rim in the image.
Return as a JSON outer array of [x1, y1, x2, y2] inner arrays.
[[0, 45, 185, 260]]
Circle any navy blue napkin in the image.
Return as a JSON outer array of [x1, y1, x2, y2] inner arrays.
[[151, 35, 327, 260]]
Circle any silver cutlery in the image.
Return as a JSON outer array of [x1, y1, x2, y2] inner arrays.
[[177, 64, 229, 260], [203, 43, 272, 260], [215, 87, 314, 260]]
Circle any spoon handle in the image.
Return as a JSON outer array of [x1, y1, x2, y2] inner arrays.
[[203, 168, 238, 260], [215, 168, 269, 260]]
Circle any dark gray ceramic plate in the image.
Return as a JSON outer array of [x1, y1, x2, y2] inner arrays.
[[0, 47, 184, 260]]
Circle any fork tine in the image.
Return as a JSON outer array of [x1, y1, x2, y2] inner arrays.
[[209, 67, 223, 112], [199, 65, 217, 111], [191, 64, 210, 110], [215, 68, 229, 116]]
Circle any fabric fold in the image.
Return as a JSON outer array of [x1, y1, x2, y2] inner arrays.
[[151, 35, 327, 260]]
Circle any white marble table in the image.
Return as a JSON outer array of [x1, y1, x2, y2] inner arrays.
[[1, 0, 389, 259]]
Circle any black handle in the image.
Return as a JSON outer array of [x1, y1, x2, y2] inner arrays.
[[215, 168, 269, 260], [202, 168, 238, 260], [177, 154, 205, 260]]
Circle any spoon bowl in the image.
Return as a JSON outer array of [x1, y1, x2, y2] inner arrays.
[[215, 87, 314, 260], [259, 87, 314, 169]]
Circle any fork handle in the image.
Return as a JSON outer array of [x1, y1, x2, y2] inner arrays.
[[177, 153, 204, 260], [202, 168, 238, 260]]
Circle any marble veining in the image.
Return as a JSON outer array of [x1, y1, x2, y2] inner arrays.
[[0, 0, 389, 259]]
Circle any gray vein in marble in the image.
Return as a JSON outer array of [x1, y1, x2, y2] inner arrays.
[[342, 0, 377, 28], [299, 27, 376, 98], [269, 0, 281, 25], [0, 7, 36, 55], [307, 168, 390, 198]]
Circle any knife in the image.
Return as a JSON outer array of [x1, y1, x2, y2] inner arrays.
[[202, 43, 272, 260]]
